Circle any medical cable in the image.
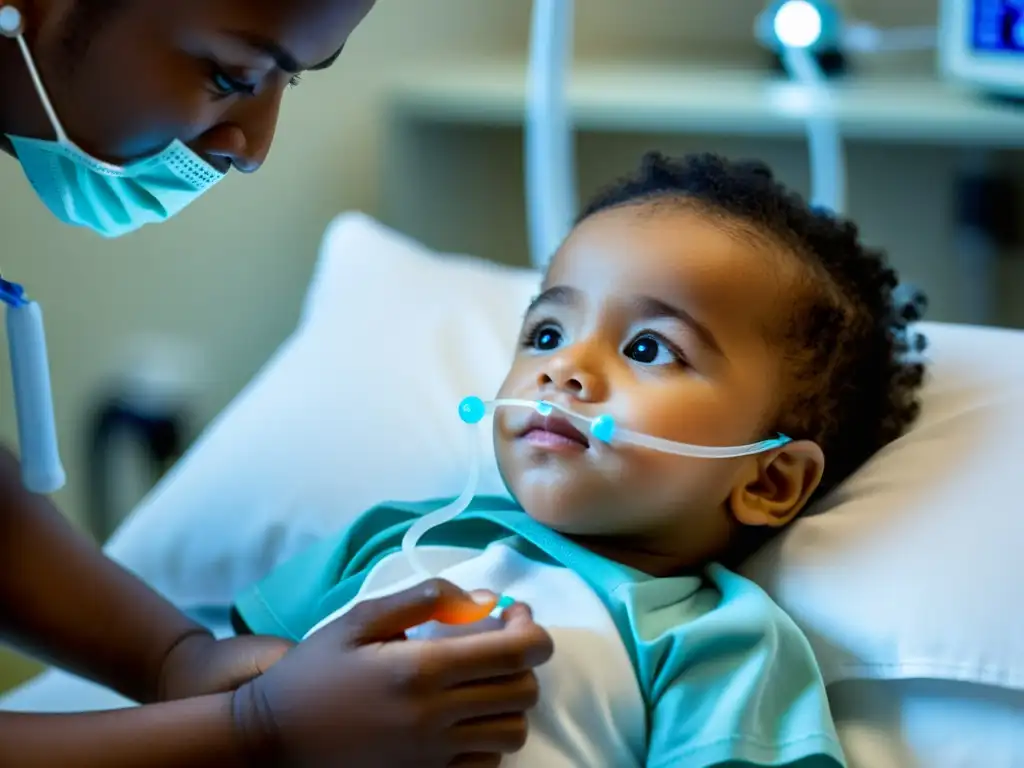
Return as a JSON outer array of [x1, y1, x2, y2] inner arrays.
[[777, 21, 938, 215], [400, 396, 790, 584], [769, 0, 936, 215], [780, 44, 847, 214]]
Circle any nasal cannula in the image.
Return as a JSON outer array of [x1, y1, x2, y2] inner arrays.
[[400, 395, 789, 618]]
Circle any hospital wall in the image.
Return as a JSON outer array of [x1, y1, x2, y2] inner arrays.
[[0, 1, 1016, 589]]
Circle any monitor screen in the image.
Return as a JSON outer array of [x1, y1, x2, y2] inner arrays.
[[971, 0, 1024, 52]]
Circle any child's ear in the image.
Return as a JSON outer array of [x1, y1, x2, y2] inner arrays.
[[728, 440, 825, 528]]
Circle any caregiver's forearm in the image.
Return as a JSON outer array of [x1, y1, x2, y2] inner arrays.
[[0, 447, 208, 703], [0, 694, 250, 768]]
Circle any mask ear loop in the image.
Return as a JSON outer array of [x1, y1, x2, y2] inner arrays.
[[1, 5, 70, 144]]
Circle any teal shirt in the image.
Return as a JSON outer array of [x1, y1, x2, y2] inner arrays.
[[235, 496, 845, 768]]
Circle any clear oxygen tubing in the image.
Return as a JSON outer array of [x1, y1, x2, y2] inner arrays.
[[0, 278, 66, 495], [525, 0, 576, 270], [400, 396, 790, 581]]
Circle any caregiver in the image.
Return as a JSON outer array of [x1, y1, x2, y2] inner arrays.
[[0, 2, 552, 766]]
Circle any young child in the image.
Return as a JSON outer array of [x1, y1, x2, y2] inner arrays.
[[231, 152, 926, 767]]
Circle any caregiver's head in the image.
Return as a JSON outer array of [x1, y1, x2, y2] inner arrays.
[[0, 0, 375, 237]]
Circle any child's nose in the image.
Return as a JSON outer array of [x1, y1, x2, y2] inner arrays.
[[537, 356, 605, 401]]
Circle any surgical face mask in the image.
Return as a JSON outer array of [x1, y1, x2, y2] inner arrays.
[[401, 396, 791, 585], [5, 28, 225, 238]]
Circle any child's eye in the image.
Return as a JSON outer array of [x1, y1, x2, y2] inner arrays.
[[624, 334, 682, 366], [524, 322, 563, 352]]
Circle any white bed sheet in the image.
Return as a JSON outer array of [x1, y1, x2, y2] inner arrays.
[[830, 679, 1024, 768]]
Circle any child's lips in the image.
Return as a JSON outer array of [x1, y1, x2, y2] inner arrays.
[[518, 413, 590, 451], [522, 429, 589, 451]]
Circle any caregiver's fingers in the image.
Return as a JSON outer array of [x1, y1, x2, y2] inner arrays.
[[340, 578, 494, 643], [428, 609, 554, 687], [443, 672, 540, 722], [449, 713, 529, 755]]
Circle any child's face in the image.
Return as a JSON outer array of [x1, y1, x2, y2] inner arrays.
[[494, 204, 821, 566]]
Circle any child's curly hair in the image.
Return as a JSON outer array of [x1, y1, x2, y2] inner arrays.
[[578, 152, 927, 498]]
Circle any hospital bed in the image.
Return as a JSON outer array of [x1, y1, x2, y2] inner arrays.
[[3, 211, 1024, 767]]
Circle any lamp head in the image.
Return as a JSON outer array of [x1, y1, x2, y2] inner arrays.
[[756, 0, 843, 53]]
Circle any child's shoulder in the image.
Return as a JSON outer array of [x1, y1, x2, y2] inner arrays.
[[627, 564, 845, 768]]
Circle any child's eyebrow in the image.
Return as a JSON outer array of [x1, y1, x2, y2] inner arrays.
[[630, 295, 724, 357], [525, 285, 580, 316]]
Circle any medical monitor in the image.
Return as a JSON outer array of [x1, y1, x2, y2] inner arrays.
[[941, 0, 1024, 98]]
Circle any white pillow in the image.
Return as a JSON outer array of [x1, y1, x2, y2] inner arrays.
[[741, 320, 1024, 691], [107, 212, 1024, 700], [105, 213, 539, 609]]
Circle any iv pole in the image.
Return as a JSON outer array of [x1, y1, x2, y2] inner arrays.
[[525, 0, 576, 269]]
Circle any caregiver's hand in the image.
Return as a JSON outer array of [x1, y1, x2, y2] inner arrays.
[[232, 578, 554, 768]]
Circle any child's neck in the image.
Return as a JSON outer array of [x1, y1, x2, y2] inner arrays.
[[564, 532, 712, 578]]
